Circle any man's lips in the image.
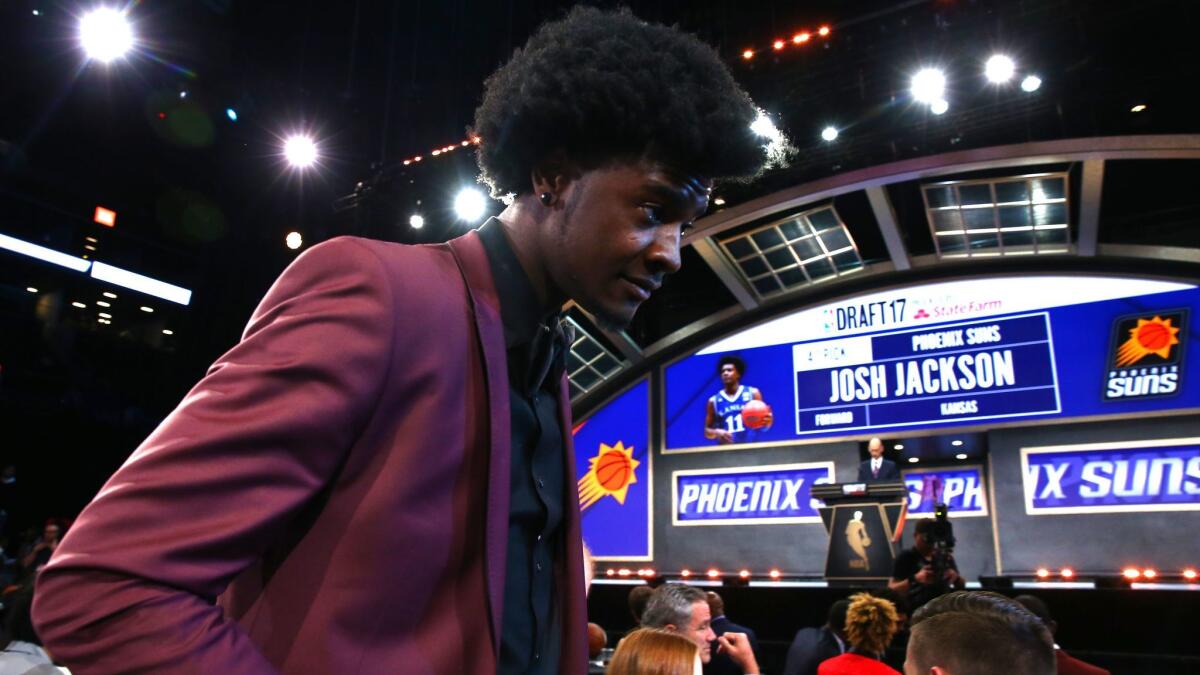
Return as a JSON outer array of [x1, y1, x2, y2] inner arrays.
[[621, 275, 660, 300]]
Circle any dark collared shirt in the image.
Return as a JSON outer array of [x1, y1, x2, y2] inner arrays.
[[479, 219, 568, 675]]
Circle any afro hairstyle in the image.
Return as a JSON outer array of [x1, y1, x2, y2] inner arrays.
[[717, 355, 746, 376], [472, 6, 767, 199]]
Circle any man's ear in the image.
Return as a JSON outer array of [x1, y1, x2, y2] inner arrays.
[[930, 667, 950, 675], [530, 150, 580, 199], [663, 623, 678, 633]]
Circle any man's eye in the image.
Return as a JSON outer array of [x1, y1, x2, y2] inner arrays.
[[641, 205, 664, 224]]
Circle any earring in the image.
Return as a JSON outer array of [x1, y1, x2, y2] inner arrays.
[[539, 192, 553, 206]]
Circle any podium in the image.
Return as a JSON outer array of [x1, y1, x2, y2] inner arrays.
[[811, 482, 908, 583]]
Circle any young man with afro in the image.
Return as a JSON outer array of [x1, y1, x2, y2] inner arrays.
[[32, 7, 769, 675]]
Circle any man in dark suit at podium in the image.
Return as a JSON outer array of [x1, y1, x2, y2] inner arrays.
[[858, 437, 900, 483]]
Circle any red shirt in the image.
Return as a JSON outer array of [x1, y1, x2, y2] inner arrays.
[[1057, 649, 1111, 675], [818, 653, 901, 675]]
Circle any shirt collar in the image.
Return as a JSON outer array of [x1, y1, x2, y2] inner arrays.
[[478, 217, 562, 349]]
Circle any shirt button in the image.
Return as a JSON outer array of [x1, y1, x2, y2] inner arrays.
[[537, 534, 543, 541], [534, 652, 541, 661], [535, 561, 543, 572], [537, 477, 545, 489]]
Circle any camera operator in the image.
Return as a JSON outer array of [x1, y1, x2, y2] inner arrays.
[[889, 512, 964, 610]]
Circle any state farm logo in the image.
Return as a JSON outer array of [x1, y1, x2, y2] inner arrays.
[[914, 309, 930, 319]]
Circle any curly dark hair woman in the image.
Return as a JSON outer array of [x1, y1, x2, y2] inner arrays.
[[818, 593, 902, 675]]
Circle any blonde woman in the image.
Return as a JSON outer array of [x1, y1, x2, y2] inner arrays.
[[609, 628, 702, 675]]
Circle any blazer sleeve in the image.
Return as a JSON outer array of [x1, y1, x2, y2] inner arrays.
[[32, 238, 396, 674], [856, 461, 870, 483]]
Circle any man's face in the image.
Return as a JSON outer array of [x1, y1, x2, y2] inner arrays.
[[720, 363, 740, 386], [45, 524, 60, 541], [869, 439, 884, 458], [681, 600, 716, 663], [914, 531, 932, 554], [541, 162, 708, 328]]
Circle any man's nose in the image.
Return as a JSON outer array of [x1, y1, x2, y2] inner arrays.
[[647, 225, 683, 275]]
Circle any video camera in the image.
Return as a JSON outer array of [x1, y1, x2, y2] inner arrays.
[[926, 502, 957, 583]]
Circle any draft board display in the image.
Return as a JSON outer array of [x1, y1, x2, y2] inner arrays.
[[902, 466, 989, 518], [573, 379, 652, 559], [1021, 438, 1200, 515], [664, 276, 1198, 451], [672, 462, 835, 525]]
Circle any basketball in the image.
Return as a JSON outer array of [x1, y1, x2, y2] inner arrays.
[[1136, 320, 1172, 351], [742, 399, 772, 429], [596, 450, 633, 491]]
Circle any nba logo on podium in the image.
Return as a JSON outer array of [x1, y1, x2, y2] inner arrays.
[[1103, 309, 1187, 401]]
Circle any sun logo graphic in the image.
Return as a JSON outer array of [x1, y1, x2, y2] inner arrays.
[[1105, 310, 1187, 401], [1114, 315, 1181, 367], [577, 441, 640, 511]]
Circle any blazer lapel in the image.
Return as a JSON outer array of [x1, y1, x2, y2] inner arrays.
[[447, 231, 511, 656]]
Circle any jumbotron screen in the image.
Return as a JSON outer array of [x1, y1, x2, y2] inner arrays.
[[664, 276, 1200, 451]]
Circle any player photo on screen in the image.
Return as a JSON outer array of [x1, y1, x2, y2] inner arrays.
[[704, 355, 774, 444]]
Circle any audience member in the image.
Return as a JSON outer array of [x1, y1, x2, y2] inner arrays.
[[587, 622, 608, 660], [1013, 595, 1110, 675], [905, 591, 1054, 675], [869, 588, 911, 671], [642, 583, 759, 674], [18, 522, 59, 579], [818, 593, 900, 675], [783, 598, 848, 675], [629, 585, 655, 625], [608, 627, 700, 675], [889, 519, 964, 610], [703, 591, 759, 675]]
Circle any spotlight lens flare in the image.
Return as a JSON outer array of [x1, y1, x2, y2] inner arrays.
[[79, 7, 134, 63], [409, 214, 425, 229], [910, 68, 946, 104], [985, 54, 1016, 83], [821, 126, 839, 142], [283, 135, 318, 168], [285, 232, 303, 250], [930, 99, 950, 115], [1021, 75, 1043, 92], [454, 188, 488, 222]]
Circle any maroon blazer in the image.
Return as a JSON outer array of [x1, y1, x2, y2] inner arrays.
[[33, 232, 588, 674]]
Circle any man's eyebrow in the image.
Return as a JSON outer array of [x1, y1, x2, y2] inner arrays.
[[641, 182, 705, 211]]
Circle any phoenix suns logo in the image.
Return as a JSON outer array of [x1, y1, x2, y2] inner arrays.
[[1103, 310, 1187, 401]]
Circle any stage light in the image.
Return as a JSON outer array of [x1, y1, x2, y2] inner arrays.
[[71, 302, 86, 309], [226, 108, 238, 121], [618, 568, 632, 577], [94, 206, 117, 227], [26, 287, 37, 293], [283, 135, 318, 168], [1143, 568, 1157, 579], [409, 214, 425, 229], [908, 457, 919, 463], [79, 7, 133, 63], [707, 569, 720, 579], [1122, 568, 1141, 580], [461, 140, 470, 147], [1184, 569, 1198, 581], [894, 444, 904, 450], [930, 99, 950, 115], [910, 68, 946, 104], [818, 25, 831, 37], [179, 90, 188, 99], [139, 305, 154, 313], [681, 569, 692, 578], [1131, 104, 1147, 113], [32, 9, 41, 16], [769, 569, 782, 579], [742, 49, 754, 60], [285, 232, 303, 250], [955, 453, 968, 460], [454, 187, 488, 222], [606, 569, 615, 576], [750, 111, 782, 141], [1060, 568, 1075, 579], [773, 39, 785, 51], [1021, 75, 1042, 92], [985, 54, 1016, 83], [431, 149, 441, 156], [821, 126, 839, 142], [739, 569, 751, 579], [951, 439, 963, 446], [1035, 568, 1050, 579], [713, 197, 726, 206], [792, 33, 810, 44], [98, 312, 112, 319], [103, 291, 117, 299], [162, 329, 174, 335], [0, 233, 92, 272]]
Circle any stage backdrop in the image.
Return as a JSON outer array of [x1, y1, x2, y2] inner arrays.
[[991, 414, 1200, 574], [664, 276, 1198, 451]]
